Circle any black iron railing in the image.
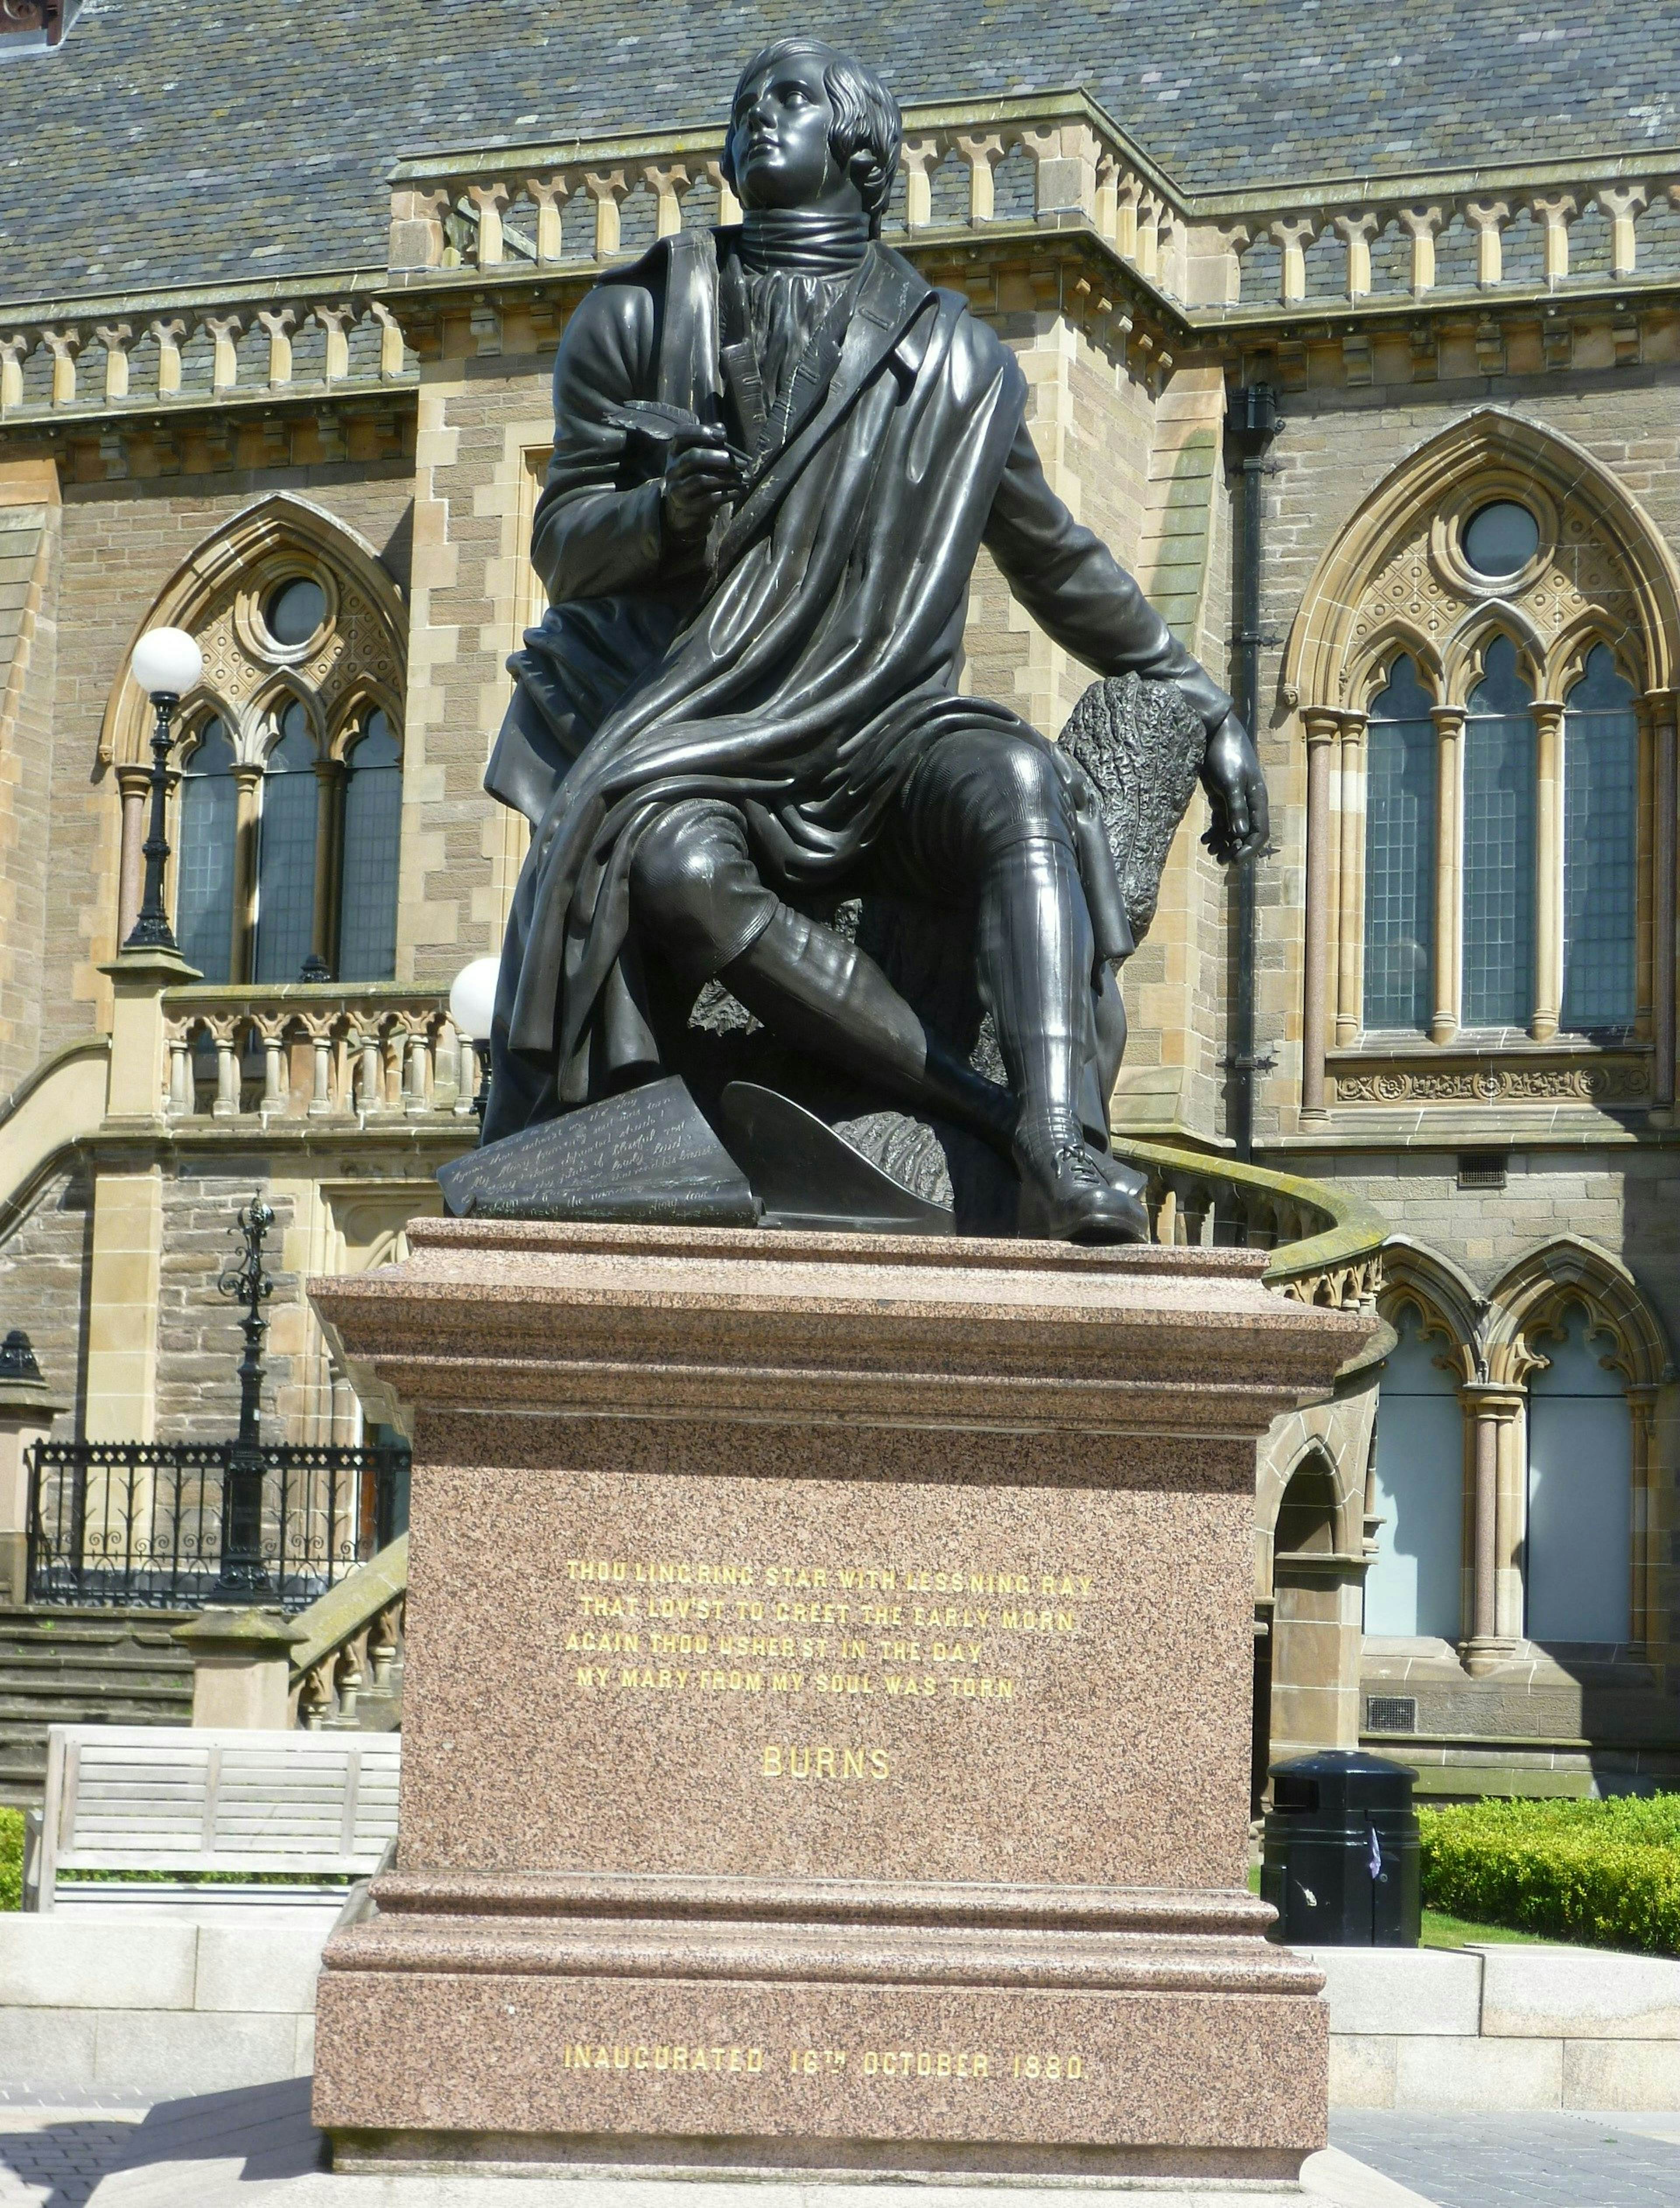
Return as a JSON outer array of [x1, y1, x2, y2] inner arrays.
[[24, 1438, 411, 1612]]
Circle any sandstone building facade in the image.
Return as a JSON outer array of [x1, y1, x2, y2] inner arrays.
[[3, 0, 1678, 1796]]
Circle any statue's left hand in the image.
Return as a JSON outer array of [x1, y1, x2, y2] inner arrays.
[[1199, 714, 1270, 864]]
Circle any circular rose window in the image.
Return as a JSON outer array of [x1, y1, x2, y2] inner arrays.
[[264, 576, 327, 646], [1462, 500, 1540, 579]]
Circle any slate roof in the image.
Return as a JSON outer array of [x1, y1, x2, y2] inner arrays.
[[8, 0, 1680, 306]]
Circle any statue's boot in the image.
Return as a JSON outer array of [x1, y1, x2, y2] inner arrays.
[[979, 837, 1150, 1245], [721, 906, 1017, 1153]]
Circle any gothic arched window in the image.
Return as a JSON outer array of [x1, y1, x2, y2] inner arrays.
[[1526, 1305, 1631, 1642], [1561, 647, 1638, 1032], [176, 719, 238, 985], [1365, 1305, 1463, 1641], [1295, 424, 1676, 1111], [1363, 657, 1436, 1032], [337, 709, 402, 981], [253, 702, 321, 984], [1461, 635, 1536, 1030]]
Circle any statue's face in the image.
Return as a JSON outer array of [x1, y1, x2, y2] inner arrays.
[[728, 48, 850, 212]]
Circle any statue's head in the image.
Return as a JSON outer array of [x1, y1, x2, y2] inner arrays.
[[721, 38, 901, 231]]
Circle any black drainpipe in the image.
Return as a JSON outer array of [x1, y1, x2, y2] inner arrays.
[[1225, 383, 1280, 1164]]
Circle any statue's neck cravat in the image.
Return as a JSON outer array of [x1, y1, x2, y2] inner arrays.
[[735, 209, 870, 437]]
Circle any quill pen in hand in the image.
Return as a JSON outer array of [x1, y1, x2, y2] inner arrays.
[[599, 399, 750, 473]]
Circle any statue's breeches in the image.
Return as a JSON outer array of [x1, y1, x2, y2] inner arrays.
[[627, 727, 1079, 985]]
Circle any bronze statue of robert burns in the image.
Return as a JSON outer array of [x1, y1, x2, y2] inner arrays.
[[482, 36, 1268, 1242]]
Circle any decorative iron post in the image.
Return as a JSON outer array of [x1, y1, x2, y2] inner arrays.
[[211, 1195, 276, 1599], [122, 627, 203, 955], [123, 691, 182, 952]]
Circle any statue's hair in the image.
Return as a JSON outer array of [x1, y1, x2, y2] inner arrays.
[[722, 38, 902, 231]]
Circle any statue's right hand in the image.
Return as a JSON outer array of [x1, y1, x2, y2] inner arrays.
[[661, 426, 743, 542]]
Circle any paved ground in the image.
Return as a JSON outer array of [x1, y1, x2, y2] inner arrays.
[[0, 2086, 1676, 2206], [1330, 2110, 1680, 2208], [0, 2109, 145, 2208]]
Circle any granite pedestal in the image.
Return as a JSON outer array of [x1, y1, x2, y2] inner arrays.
[[307, 1222, 1370, 2187]]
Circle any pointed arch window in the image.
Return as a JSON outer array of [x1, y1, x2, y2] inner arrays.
[[1561, 648, 1638, 1032], [1298, 440, 1677, 1113], [111, 507, 407, 988], [1462, 636, 1536, 1030], [1526, 1305, 1631, 1643], [253, 702, 321, 984], [1363, 658, 1436, 1032], [337, 709, 402, 981], [1365, 1306, 1463, 1641], [176, 719, 238, 985]]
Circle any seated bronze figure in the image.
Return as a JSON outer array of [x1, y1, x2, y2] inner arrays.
[[477, 37, 1267, 1243]]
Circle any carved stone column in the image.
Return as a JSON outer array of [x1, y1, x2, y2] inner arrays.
[[1460, 1382, 1524, 1675], [1300, 710, 1338, 1116], [1635, 695, 1656, 1039], [1430, 705, 1464, 1043], [1648, 689, 1677, 1108], [115, 763, 151, 944], [231, 762, 262, 983], [1335, 713, 1367, 1047], [1398, 206, 1443, 294], [312, 758, 348, 977], [1628, 1385, 1660, 1657], [1532, 700, 1564, 1041], [1529, 194, 1575, 289]]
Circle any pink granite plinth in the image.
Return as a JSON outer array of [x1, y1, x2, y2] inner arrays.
[[307, 1223, 1369, 2182]]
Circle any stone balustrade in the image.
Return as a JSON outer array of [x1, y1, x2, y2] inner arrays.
[[288, 1534, 408, 1732], [385, 98, 1680, 322], [11, 105, 1674, 427], [161, 984, 470, 1126], [1111, 1135, 1386, 1314], [384, 88, 1202, 301], [0, 285, 412, 422], [1228, 165, 1680, 312]]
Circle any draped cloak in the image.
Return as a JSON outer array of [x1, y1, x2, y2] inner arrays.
[[484, 227, 1230, 1129]]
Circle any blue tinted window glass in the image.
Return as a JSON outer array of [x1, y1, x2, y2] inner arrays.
[[1462, 636, 1535, 1029], [1363, 657, 1436, 1031], [176, 719, 236, 985], [1463, 500, 1540, 578], [337, 711, 401, 981], [1526, 1307, 1631, 1643], [254, 702, 319, 983], [1365, 1307, 1463, 1640], [1562, 646, 1638, 1031], [266, 577, 326, 646]]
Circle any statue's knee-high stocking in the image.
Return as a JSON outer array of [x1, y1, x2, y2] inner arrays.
[[976, 835, 1092, 1136], [721, 906, 1016, 1151], [976, 836, 1148, 1243]]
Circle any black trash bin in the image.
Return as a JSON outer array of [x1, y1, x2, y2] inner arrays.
[[1261, 1749, 1421, 1946]]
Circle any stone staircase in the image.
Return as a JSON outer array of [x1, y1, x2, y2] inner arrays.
[[0, 1608, 194, 1804]]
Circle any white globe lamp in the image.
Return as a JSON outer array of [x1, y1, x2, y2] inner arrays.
[[449, 957, 500, 1128], [122, 628, 205, 953], [130, 626, 203, 700]]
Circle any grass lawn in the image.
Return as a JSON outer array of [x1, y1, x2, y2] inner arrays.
[[1417, 1905, 1545, 1948]]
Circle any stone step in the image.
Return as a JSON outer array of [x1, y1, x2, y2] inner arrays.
[[0, 1604, 196, 1802]]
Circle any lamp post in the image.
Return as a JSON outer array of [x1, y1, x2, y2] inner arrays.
[[210, 1194, 276, 1600], [123, 626, 204, 954], [448, 957, 499, 1129]]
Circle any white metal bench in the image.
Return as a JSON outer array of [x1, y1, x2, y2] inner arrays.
[[26, 1724, 400, 1911]]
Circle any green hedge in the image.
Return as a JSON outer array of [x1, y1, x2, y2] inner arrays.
[[1419, 1795, 1680, 1956], [0, 1809, 22, 1912]]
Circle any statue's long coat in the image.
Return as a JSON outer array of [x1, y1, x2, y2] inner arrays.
[[486, 228, 1228, 1126]]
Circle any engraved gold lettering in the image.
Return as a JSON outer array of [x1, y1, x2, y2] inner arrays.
[[760, 1743, 889, 1780]]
